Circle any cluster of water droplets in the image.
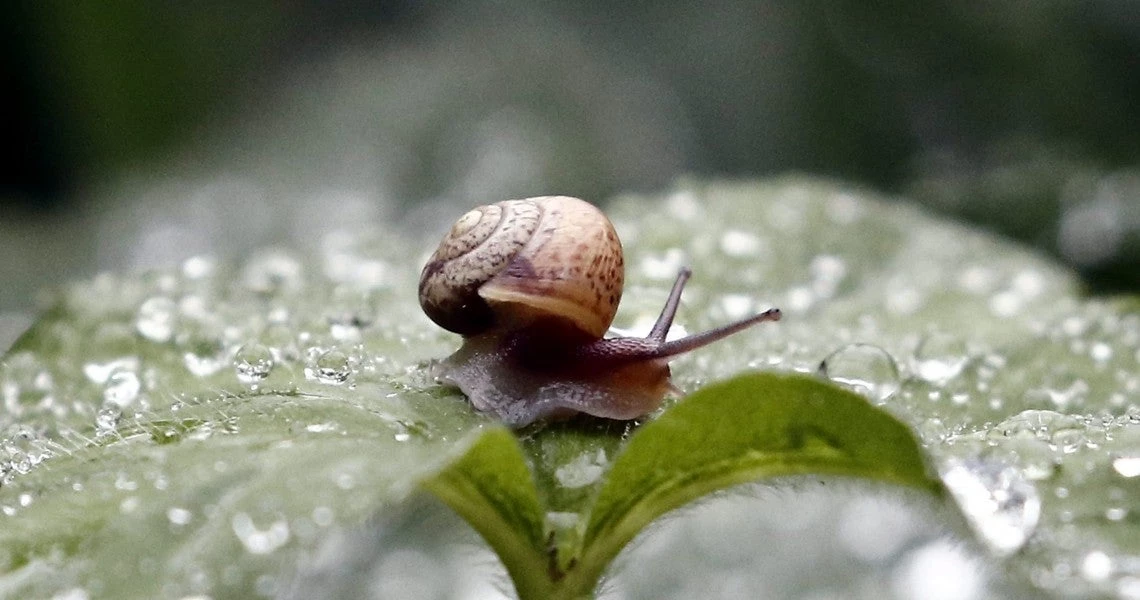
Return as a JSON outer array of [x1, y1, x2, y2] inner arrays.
[[0, 223, 461, 500], [0, 424, 55, 488], [0, 179, 1137, 598], [612, 181, 1140, 599], [0, 213, 502, 598]]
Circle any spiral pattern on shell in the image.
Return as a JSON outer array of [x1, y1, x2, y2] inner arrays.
[[419, 196, 624, 338]]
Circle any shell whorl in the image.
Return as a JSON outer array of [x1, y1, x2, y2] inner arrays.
[[419, 196, 624, 338]]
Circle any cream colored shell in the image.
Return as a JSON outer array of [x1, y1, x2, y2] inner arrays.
[[419, 196, 624, 338]]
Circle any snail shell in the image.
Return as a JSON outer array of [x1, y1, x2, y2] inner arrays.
[[418, 196, 623, 338], [420, 195, 781, 426]]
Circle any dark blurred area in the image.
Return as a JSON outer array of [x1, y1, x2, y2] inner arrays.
[[2, 0, 1139, 318]]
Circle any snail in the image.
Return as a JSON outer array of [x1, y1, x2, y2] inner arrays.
[[419, 195, 781, 427]]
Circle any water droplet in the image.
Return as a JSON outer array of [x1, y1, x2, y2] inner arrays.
[[785, 285, 817, 312], [181, 255, 216, 280], [231, 512, 290, 554], [1, 359, 56, 417], [135, 297, 178, 342], [818, 343, 901, 402], [554, 449, 608, 489], [109, 473, 137, 493], [918, 418, 949, 443], [327, 313, 374, 342], [988, 290, 1023, 318], [893, 540, 984, 600], [666, 190, 701, 220], [243, 251, 304, 294], [306, 350, 351, 385], [181, 333, 229, 378], [940, 458, 1040, 556], [1105, 507, 1128, 522], [1112, 456, 1140, 478], [311, 506, 334, 527], [913, 332, 971, 385], [1051, 429, 1088, 454], [1089, 342, 1113, 363], [167, 507, 193, 526], [1009, 440, 1058, 481], [95, 405, 122, 437], [1120, 577, 1140, 600], [995, 409, 1077, 437], [334, 472, 355, 489], [83, 358, 141, 385], [809, 254, 847, 298], [886, 284, 924, 315], [718, 294, 757, 320], [234, 344, 274, 384], [51, 588, 89, 600], [303, 422, 340, 434], [322, 232, 392, 288], [719, 230, 764, 257], [638, 248, 686, 280], [1, 425, 53, 479], [103, 369, 141, 408], [1059, 315, 1090, 337], [957, 265, 998, 296], [119, 496, 139, 513], [1080, 550, 1113, 583]]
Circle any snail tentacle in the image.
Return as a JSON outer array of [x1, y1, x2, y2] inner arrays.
[[575, 268, 780, 366], [647, 267, 692, 342]]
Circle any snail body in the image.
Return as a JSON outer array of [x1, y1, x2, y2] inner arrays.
[[419, 196, 780, 427]]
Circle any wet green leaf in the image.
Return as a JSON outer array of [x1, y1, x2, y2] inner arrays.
[[584, 373, 940, 545], [422, 429, 551, 599], [1, 178, 1137, 599], [568, 372, 940, 597]]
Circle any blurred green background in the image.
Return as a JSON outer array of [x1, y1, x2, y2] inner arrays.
[[2, 0, 1138, 324]]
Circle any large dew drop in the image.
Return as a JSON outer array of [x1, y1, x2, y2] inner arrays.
[[940, 458, 1041, 556], [135, 296, 179, 343], [102, 368, 141, 408], [234, 344, 274, 385], [305, 350, 351, 385], [818, 343, 901, 403], [181, 332, 230, 378], [1112, 456, 1140, 478], [912, 332, 971, 386]]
